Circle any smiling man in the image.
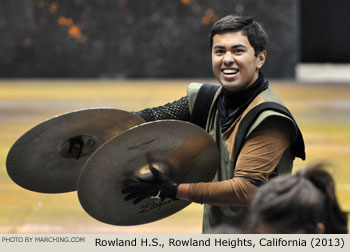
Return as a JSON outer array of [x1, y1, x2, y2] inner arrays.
[[211, 30, 266, 93], [123, 15, 305, 233]]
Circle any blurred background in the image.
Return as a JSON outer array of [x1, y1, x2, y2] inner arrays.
[[1, 0, 350, 79], [0, 0, 349, 233]]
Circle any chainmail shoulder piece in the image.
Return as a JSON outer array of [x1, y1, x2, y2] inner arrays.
[[134, 96, 191, 122]]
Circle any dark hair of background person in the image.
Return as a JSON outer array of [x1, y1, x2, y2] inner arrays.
[[246, 162, 349, 234], [209, 15, 268, 56]]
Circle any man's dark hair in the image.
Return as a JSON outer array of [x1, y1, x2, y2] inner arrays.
[[209, 15, 268, 56]]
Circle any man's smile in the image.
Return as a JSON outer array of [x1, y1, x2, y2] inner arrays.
[[222, 68, 239, 75], [222, 68, 239, 80]]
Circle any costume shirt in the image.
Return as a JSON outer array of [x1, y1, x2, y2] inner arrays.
[[187, 83, 300, 233], [136, 82, 304, 233]]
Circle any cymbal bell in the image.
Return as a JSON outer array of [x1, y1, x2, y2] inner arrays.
[[77, 120, 219, 226], [6, 108, 145, 193]]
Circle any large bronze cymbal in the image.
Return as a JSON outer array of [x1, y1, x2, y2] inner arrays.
[[77, 120, 219, 226], [6, 108, 145, 193]]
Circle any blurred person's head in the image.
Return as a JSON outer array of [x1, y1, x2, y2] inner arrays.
[[205, 223, 242, 234], [210, 15, 268, 93], [246, 162, 348, 234]]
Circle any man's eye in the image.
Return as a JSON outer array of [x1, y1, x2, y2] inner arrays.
[[234, 48, 244, 54], [215, 50, 225, 54]]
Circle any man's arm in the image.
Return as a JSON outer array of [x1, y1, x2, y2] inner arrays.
[[177, 117, 294, 206], [135, 96, 191, 122]]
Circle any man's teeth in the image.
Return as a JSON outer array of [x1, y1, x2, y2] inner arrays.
[[222, 69, 238, 75]]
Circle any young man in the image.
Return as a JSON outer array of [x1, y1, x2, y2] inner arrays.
[[123, 15, 305, 233]]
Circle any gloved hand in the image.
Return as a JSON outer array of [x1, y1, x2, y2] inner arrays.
[[122, 165, 179, 204]]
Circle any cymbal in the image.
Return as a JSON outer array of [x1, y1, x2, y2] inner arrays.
[[6, 108, 145, 193], [77, 120, 219, 226]]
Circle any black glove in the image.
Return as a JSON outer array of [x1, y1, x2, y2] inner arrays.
[[122, 165, 179, 204]]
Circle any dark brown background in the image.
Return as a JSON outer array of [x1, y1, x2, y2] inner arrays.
[[0, 0, 347, 79]]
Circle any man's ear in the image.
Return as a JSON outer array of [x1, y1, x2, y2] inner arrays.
[[256, 50, 266, 69]]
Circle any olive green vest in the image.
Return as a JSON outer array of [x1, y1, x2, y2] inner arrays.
[[187, 83, 300, 233]]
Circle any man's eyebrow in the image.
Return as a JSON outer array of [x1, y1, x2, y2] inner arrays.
[[213, 44, 247, 49], [231, 44, 247, 49], [213, 45, 225, 50]]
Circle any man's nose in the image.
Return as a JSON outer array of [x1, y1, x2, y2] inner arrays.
[[223, 52, 235, 65]]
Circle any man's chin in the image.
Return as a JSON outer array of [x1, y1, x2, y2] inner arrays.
[[220, 82, 243, 94]]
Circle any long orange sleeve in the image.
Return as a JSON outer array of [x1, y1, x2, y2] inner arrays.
[[186, 117, 293, 206]]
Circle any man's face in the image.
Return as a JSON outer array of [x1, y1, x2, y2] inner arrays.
[[211, 31, 266, 93]]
